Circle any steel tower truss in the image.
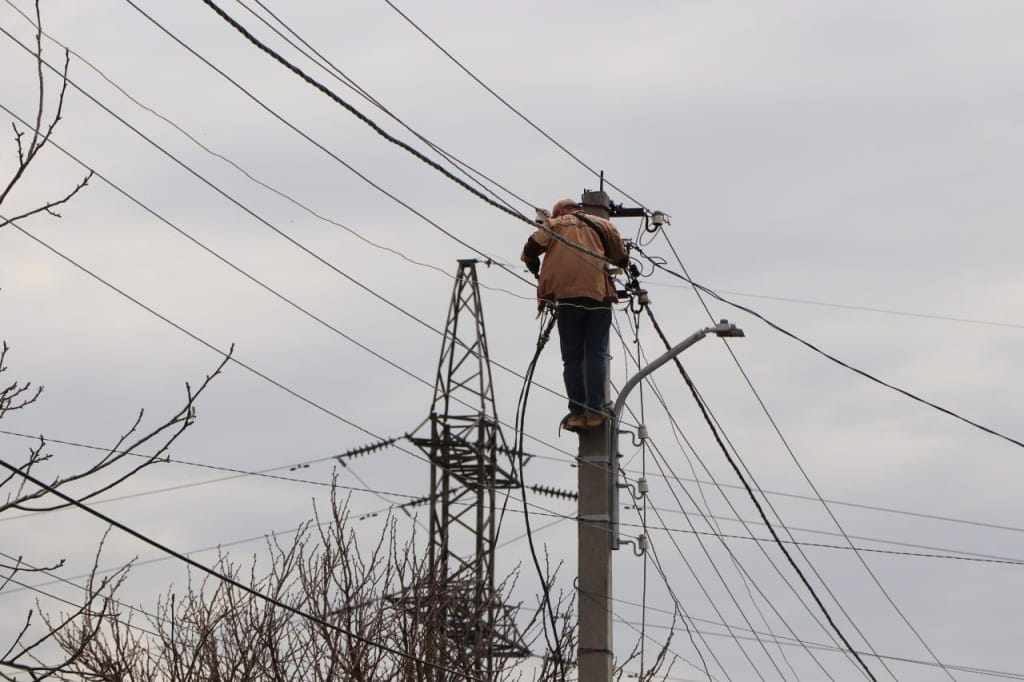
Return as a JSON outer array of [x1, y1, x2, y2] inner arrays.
[[410, 259, 528, 679]]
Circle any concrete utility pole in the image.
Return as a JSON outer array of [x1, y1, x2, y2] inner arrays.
[[577, 318, 743, 682]]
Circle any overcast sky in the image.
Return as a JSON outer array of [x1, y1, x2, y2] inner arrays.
[[2, 1, 1023, 679]]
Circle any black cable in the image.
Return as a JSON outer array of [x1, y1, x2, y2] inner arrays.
[[617, 311, 806, 679], [641, 308, 877, 680], [193, 0, 615, 267], [3, 16, 620, 422], [509, 309, 565, 679], [236, 0, 536, 215], [618, 314, 872, 674], [642, 251, 1024, 452], [199, 0, 536, 229], [3, 0, 531, 302], [113, 0, 535, 287], [643, 242, 953, 677], [649, 281, 1024, 331], [380, 0, 650, 211], [613, 317, 844, 677], [0, 453, 485, 680], [0, 85, 581, 465], [624, 468, 1024, 537]]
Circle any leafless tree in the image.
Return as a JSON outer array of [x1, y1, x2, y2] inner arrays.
[[52, 488, 568, 681], [0, 1, 91, 232], [1, 3, 228, 678], [0, 341, 229, 681], [52, 485, 681, 682]]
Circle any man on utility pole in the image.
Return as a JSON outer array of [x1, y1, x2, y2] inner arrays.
[[521, 197, 628, 432]]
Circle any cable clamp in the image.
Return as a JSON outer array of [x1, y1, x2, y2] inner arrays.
[[578, 513, 610, 522]]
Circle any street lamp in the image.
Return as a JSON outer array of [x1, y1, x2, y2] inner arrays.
[[610, 319, 744, 548], [578, 319, 743, 682]]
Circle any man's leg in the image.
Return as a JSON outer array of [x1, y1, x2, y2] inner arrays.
[[582, 305, 613, 416], [557, 304, 587, 416]]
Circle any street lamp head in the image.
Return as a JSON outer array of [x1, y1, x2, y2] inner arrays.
[[712, 319, 745, 338]]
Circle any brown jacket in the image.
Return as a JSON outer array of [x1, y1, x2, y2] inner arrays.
[[521, 213, 628, 304]]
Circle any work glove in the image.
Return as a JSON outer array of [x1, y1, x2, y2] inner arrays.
[[525, 258, 541, 279]]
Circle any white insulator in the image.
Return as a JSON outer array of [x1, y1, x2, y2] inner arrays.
[[638, 533, 649, 552], [637, 477, 649, 496], [637, 424, 649, 440]]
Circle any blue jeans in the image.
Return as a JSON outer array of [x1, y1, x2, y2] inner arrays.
[[556, 299, 612, 415]]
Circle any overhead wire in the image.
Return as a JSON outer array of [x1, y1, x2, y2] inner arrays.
[[617, 299, 874, 673], [648, 281, 1024, 331], [337, 9, 1011, 671], [608, 380, 783, 680], [0, 0, 529, 302], [612, 316, 847, 677], [632, 276, 898, 676], [640, 304, 880, 680], [614, 316, 797, 680], [0, 77, 584, 465], [188, 0, 614, 268], [0, 454, 487, 681], [623, 467, 1024, 537], [8, 5, 999, 671], [234, 0, 536, 216], [618, 615, 1024, 682], [379, 0, 650, 211], [114, 0, 536, 285], [3, 0, 537, 305], [5, 426, 1010, 570], [5, 1, 632, 430], [640, 247, 1024, 452], [198, 0, 537, 230], [643, 243, 965, 679]]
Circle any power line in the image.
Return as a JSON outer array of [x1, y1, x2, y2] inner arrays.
[[379, 0, 649, 211], [648, 281, 1024, 331], [6, 424, 1010, 569], [235, 0, 537, 215], [644, 308, 878, 679], [190, 0, 614, 268], [0, 82, 581, 464], [113, 0, 535, 285], [0, 453, 486, 681], [3, 9, 630, 436], [198, 0, 537, 230], [613, 318, 851, 676], [641, 250, 1024, 452], [615, 314, 845, 675], [644, 297, 955, 679], [3, 0, 537, 305], [624, 468, 1024, 537]]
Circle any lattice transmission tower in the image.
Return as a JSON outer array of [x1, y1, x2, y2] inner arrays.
[[408, 258, 529, 679]]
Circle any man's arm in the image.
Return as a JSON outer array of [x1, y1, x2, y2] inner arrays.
[[521, 234, 547, 277]]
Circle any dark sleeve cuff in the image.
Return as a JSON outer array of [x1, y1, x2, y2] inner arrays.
[[521, 236, 546, 261]]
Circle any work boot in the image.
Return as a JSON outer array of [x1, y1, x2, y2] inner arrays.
[[583, 409, 607, 429], [562, 413, 587, 432]]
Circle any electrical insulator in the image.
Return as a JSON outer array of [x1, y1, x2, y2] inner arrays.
[[637, 477, 649, 496], [637, 424, 649, 440], [638, 533, 649, 553]]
